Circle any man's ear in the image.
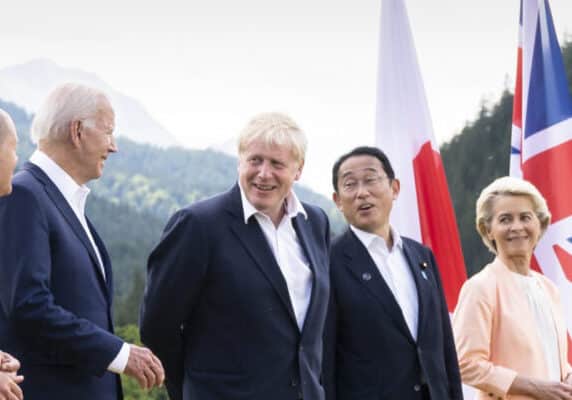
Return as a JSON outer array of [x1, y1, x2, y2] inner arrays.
[[69, 120, 82, 148], [391, 178, 400, 200], [294, 159, 305, 181], [333, 191, 342, 211]]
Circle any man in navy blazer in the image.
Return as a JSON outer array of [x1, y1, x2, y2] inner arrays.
[[0, 109, 24, 400], [141, 113, 330, 400], [0, 83, 164, 400], [324, 146, 462, 400]]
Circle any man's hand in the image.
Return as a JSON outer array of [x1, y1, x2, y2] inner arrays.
[[0, 372, 23, 400], [0, 353, 20, 374], [123, 345, 164, 390]]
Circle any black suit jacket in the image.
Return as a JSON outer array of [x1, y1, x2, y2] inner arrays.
[[0, 163, 123, 400], [140, 184, 330, 400], [324, 228, 462, 400]]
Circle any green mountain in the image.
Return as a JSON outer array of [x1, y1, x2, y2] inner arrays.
[[3, 40, 571, 399], [441, 40, 572, 276], [0, 99, 344, 326]]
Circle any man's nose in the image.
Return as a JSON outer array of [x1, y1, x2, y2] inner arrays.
[[355, 181, 370, 198], [109, 135, 118, 153], [258, 161, 272, 177]]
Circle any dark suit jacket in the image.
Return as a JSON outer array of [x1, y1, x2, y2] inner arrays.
[[140, 184, 330, 400], [324, 228, 462, 400], [0, 163, 123, 400]]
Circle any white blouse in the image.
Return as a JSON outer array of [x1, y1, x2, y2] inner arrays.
[[513, 271, 562, 381]]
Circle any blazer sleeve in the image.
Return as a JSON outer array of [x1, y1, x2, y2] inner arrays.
[[140, 208, 209, 400], [0, 186, 123, 376], [427, 250, 464, 400], [452, 276, 517, 397], [322, 275, 337, 400]]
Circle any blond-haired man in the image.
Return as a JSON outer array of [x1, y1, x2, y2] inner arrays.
[[141, 113, 331, 400]]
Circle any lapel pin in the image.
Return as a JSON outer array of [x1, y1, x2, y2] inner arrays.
[[362, 272, 372, 281], [419, 262, 428, 280]]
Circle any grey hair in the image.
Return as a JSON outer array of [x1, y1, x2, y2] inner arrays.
[[30, 83, 111, 143], [475, 176, 551, 253], [237, 112, 307, 164]]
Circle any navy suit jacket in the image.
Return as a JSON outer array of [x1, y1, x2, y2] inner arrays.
[[0, 163, 123, 400], [140, 184, 330, 400], [324, 229, 462, 400]]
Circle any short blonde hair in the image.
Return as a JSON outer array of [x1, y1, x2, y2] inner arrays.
[[237, 112, 307, 164], [475, 176, 551, 253]]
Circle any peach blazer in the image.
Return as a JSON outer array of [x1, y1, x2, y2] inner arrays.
[[453, 258, 572, 400]]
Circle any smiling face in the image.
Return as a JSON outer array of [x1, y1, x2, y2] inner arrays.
[[333, 154, 399, 239], [486, 194, 541, 262], [238, 138, 303, 224]]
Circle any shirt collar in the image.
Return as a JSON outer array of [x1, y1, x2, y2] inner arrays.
[[29, 150, 91, 215], [238, 182, 307, 224], [350, 224, 403, 252]]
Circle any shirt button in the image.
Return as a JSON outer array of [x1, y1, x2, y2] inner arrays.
[[413, 384, 421, 392]]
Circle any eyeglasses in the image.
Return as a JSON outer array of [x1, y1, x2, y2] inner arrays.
[[340, 174, 389, 194]]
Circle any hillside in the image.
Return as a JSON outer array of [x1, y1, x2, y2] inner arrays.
[[0, 98, 344, 325], [441, 40, 572, 276]]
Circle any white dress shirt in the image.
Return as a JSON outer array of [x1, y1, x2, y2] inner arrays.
[[29, 150, 130, 374], [514, 272, 562, 381], [351, 225, 419, 340], [239, 185, 313, 331]]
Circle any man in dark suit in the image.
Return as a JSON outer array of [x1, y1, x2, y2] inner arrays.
[[0, 83, 164, 400], [325, 146, 462, 400], [0, 109, 23, 400], [140, 112, 330, 400], [0, 109, 19, 197]]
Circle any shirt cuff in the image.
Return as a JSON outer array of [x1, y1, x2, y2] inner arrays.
[[107, 342, 130, 374]]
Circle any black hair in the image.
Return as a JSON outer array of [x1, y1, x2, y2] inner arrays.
[[332, 146, 395, 192]]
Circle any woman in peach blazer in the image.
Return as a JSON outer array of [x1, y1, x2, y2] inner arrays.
[[453, 177, 572, 399]]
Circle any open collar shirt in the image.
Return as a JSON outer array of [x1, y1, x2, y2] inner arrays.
[[351, 225, 419, 340], [239, 184, 312, 331]]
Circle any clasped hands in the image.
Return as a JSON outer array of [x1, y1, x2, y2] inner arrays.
[[124, 345, 165, 390], [0, 351, 23, 400]]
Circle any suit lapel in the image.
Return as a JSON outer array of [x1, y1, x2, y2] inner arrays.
[[401, 240, 430, 340], [24, 163, 109, 295], [291, 213, 324, 336], [343, 230, 415, 343], [226, 186, 298, 327], [87, 218, 113, 300]]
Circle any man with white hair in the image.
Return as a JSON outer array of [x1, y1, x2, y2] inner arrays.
[[0, 84, 164, 400], [141, 112, 331, 400], [0, 109, 23, 400]]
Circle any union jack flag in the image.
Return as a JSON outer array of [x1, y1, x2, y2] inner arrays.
[[510, 0, 572, 363]]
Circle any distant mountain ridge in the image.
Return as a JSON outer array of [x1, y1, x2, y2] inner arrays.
[[0, 59, 179, 147], [1, 98, 344, 328]]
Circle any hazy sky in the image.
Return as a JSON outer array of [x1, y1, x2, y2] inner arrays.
[[2, 0, 572, 195]]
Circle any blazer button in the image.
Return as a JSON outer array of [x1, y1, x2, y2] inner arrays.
[[413, 384, 421, 392]]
